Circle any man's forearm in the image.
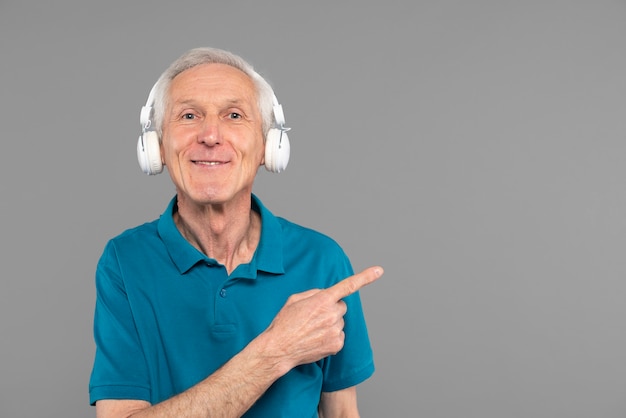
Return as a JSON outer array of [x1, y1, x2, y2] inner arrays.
[[129, 335, 286, 418]]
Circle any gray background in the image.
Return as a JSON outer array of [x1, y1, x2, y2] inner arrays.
[[1, 1, 625, 417]]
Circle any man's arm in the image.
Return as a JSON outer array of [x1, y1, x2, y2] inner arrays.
[[318, 387, 360, 418], [95, 266, 383, 418], [96, 336, 287, 418]]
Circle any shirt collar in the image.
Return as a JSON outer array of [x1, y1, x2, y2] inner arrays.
[[157, 194, 285, 277]]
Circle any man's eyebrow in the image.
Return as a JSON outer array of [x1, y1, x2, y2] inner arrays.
[[220, 99, 256, 114], [224, 98, 248, 107], [171, 99, 199, 108]]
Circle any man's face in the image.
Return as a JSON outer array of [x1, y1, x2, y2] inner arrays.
[[160, 63, 265, 207]]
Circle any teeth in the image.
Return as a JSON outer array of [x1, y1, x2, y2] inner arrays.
[[197, 161, 222, 165]]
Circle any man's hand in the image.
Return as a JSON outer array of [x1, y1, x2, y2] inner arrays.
[[260, 266, 383, 372]]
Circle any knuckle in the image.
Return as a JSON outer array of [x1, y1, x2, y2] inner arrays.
[[338, 300, 347, 313], [344, 279, 359, 295], [331, 332, 346, 354]]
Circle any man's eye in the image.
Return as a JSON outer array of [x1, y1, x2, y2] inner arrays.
[[182, 113, 195, 120], [229, 112, 242, 119]]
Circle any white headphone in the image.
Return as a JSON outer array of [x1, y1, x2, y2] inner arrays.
[[137, 80, 291, 175]]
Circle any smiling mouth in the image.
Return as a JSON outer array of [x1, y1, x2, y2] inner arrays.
[[194, 161, 227, 166]]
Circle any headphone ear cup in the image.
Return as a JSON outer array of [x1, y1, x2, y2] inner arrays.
[[264, 128, 290, 173], [137, 131, 163, 175]]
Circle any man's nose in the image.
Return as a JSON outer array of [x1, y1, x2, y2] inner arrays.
[[198, 118, 221, 145]]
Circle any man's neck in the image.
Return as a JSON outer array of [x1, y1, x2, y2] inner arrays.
[[173, 194, 261, 275]]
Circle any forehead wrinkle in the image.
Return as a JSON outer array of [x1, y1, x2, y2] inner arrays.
[[171, 97, 250, 110]]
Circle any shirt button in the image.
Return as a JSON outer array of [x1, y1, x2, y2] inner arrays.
[[219, 288, 227, 298]]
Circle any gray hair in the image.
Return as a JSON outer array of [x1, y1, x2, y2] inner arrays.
[[151, 47, 276, 139]]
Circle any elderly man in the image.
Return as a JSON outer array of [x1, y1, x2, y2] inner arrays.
[[89, 47, 382, 417]]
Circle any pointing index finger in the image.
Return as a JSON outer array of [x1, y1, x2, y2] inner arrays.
[[326, 266, 384, 301]]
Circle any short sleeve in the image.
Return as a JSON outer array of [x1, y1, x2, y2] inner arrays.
[[89, 241, 151, 405], [320, 250, 375, 392]]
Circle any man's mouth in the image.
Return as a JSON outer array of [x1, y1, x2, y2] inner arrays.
[[194, 161, 226, 166]]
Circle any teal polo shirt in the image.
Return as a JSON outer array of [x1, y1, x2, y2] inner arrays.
[[89, 194, 374, 417]]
